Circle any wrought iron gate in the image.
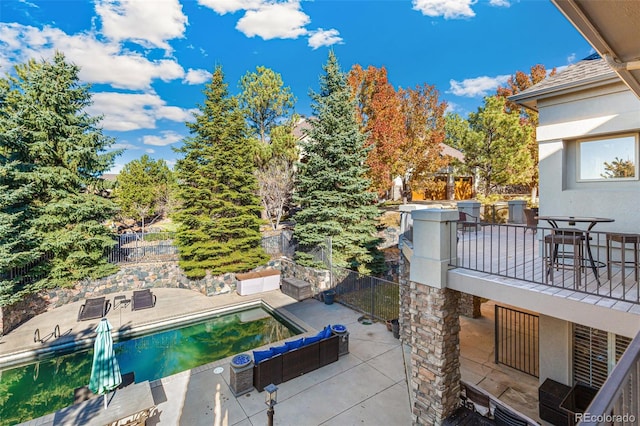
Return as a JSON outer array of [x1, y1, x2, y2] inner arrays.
[[495, 305, 539, 377]]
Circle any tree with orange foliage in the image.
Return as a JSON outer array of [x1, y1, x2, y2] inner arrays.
[[348, 65, 405, 197], [397, 83, 448, 202], [348, 66, 448, 201]]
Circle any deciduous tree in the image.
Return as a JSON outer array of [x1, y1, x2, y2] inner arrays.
[[0, 53, 120, 304], [348, 65, 405, 197], [294, 51, 384, 274], [174, 66, 267, 278], [397, 84, 448, 201], [114, 155, 175, 233]]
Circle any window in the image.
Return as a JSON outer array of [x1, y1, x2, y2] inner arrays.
[[577, 134, 638, 181]]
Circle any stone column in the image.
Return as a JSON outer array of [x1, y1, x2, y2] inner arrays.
[[458, 292, 482, 318], [457, 200, 481, 221], [408, 209, 461, 425]]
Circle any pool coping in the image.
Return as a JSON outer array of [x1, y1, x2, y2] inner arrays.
[[0, 298, 316, 370]]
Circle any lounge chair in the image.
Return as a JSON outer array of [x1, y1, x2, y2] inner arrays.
[[132, 289, 156, 311], [77, 297, 109, 321]]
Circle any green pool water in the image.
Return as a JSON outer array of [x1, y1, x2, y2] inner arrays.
[[0, 306, 299, 425]]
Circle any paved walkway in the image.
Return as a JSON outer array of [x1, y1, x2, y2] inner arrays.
[[2, 289, 540, 425]]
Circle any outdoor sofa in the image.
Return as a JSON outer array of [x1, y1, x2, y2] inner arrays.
[[253, 325, 339, 392]]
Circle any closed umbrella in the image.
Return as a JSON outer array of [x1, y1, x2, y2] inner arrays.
[[89, 318, 122, 409]]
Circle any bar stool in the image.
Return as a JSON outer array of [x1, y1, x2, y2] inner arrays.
[[606, 233, 640, 286], [545, 229, 586, 288]]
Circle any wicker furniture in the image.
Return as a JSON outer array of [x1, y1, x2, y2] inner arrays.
[[253, 334, 339, 392], [281, 278, 313, 301]]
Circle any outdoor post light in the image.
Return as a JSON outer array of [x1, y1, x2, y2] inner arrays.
[[264, 383, 278, 426]]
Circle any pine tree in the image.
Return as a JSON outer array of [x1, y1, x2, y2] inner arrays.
[[294, 51, 384, 274], [0, 53, 120, 304], [174, 66, 268, 278]]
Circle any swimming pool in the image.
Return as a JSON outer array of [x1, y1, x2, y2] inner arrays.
[[0, 305, 301, 425]]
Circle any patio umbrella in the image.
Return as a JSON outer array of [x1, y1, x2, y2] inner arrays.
[[89, 318, 122, 409]]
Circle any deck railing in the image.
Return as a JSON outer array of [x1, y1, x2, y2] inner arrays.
[[578, 329, 640, 425], [332, 266, 400, 322], [449, 222, 640, 304]]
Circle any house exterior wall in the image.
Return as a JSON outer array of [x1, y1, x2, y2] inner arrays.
[[536, 82, 640, 232], [539, 314, 571, 385]]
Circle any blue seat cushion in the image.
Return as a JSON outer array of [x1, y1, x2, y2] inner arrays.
[[322, 325, 332, 339], [270, 345, 288, 355], [253, 348, 274, 364], [285, 338, 304, 350], [303, 334, 322, 346]]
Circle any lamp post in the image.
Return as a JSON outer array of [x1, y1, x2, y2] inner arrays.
[[264, 383, 278, 426]]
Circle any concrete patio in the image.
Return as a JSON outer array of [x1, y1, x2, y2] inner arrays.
[[1, 287, 541, 425]]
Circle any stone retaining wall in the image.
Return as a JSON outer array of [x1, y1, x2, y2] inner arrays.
[[1, 259, 283, 335], [279, 259, 331, 294]]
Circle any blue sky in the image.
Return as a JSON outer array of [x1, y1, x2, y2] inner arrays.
[[0, 0, 592, 174]]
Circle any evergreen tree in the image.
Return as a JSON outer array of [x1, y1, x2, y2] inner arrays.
[[0, 53, 120, 304], [174, 66, 268, 278], [294, 51, 383, 274]]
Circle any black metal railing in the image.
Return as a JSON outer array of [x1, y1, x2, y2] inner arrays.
[[108, 232, 178, 264], [331, 267, 400, 322], [579, 329, 640, 425], [261, 230, 296, 257], [451, 222, 640, 304], [495, 305, 539, 377]]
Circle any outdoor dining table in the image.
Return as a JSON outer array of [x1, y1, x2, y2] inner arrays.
[[536, 216, 615, 284]]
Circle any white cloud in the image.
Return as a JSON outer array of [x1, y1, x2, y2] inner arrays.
[[87, 92, 192, 131], [143, 130, 184, 146], [412, 0, 476, 19], [197, 0, 262, 14], [489, 0, 510, 7], [236, 2, 309, 40], [183, 68, 212, 84], [448, 74, 511, 97], [111, 142, 140, 150], [145, 148, 156, 154], [0, 23, 185, 89], [95, 0, 187, 53], [308, 28, 342, 50], [567, 53, 577, 63]]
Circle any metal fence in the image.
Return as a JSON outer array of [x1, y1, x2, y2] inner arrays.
[[331, 266, 400, 322], [495, 304, 539, 377], [260, 230, 296, 257], [108, 232, 178, 264]]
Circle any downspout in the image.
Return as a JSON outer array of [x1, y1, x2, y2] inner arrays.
[[604, 54, 640, 71]]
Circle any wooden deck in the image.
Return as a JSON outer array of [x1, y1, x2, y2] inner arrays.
[[453, 224, 640, 306]]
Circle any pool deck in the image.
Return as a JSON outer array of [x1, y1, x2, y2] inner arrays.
[[2, 288, 541, 425], [4, 289, 412, 426]]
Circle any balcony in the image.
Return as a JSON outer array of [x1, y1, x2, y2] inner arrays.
[[449, 223, 640, 306]]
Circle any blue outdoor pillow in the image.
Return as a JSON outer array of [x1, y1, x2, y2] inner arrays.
[[303, 334, 322, 346], [285, 338, 304, 350], [322, 325, 332, 339], [253, 348, 274, 364], [270, 345, 288, 355]]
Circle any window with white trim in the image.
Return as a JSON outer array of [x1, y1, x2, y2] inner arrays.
[[577, 134, 638, 181]]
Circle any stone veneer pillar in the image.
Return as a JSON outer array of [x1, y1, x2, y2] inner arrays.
[[407, 208, 461, 425], [458, 292, 482, 318]]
